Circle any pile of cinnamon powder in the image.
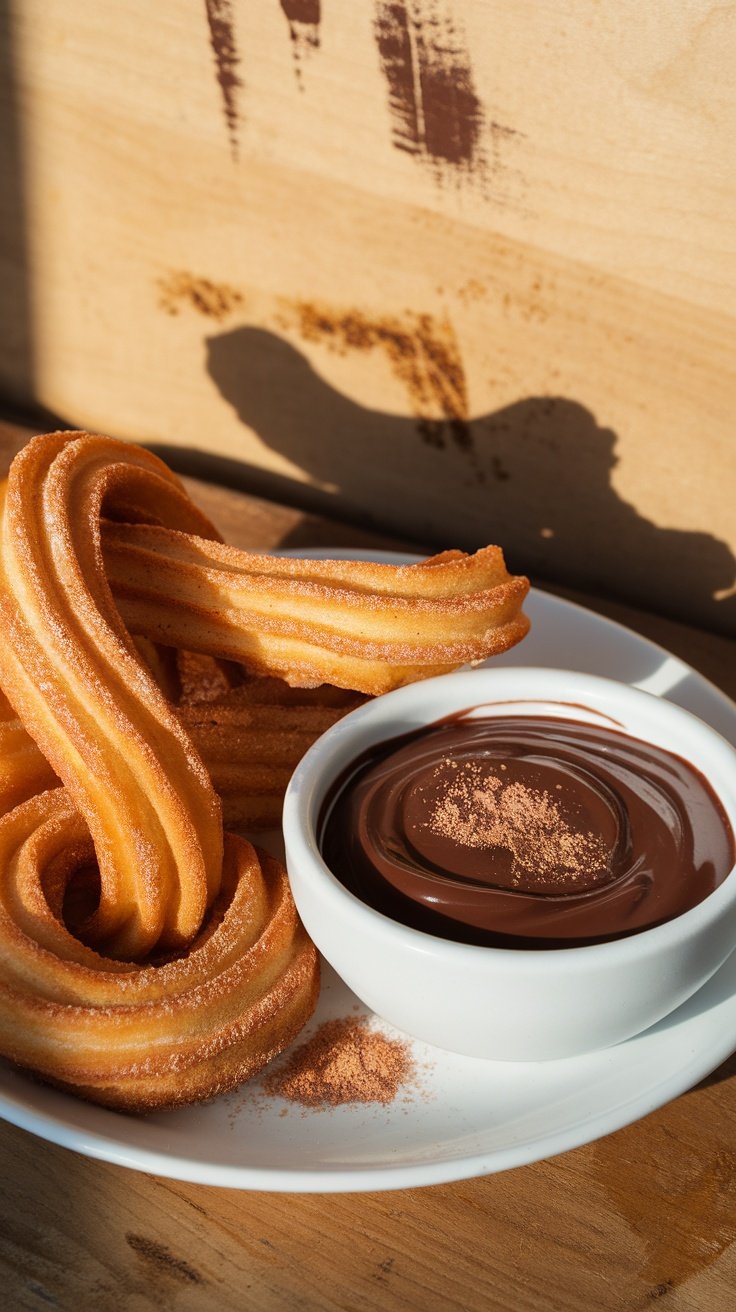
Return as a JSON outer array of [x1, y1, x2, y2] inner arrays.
[[263, 1016, 413, 1109]]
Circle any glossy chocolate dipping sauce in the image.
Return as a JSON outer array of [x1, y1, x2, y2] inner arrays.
[[319, 713, 735, 948]]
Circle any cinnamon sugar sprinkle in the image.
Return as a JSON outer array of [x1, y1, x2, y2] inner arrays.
[[263, 1016, 413, 1109], [427, 759, 609, 883]]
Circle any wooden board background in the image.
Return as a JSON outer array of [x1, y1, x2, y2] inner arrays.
[[0, 0, 734, 635]]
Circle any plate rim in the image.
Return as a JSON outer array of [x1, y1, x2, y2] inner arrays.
[[1, 569, 735, 1192]]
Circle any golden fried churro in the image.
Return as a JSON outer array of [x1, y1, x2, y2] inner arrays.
[[0, 792, 317, 1109], [0, 691, 59, 814], [0, 430, 528, 1110], [103, 530, 529, 694], [179, 685, 365, 828], [0, 660, 364, 832], [0, 433, 224, 959], [0, 433, 319, 1107], [0, 689, 362, 832]]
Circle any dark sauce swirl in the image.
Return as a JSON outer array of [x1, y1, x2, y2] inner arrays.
[[319, 714, 735, 949]]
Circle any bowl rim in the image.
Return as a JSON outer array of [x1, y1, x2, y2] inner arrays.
[[283, 666, 736, 968]]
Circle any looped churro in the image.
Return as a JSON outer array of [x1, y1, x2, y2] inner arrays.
[[0, 432, 224, 958], [0, 433, 319, 1107], [0, 430, 528, 1109], [0, 791, 317, 1108]]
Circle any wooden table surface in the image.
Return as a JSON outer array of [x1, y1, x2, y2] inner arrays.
[[1, 420, 735, 1312]]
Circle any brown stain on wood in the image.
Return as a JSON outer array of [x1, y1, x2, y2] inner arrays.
[[125, 1233, 204, 1286], [592, 1123, 736, 1295], [373, 0, 503, 187], [288, 299, 478, 468], [204, 0, 243, 157], [158, 271, 244, 321], [280, 0, 321, 85]]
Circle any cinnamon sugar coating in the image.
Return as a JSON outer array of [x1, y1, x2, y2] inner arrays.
[[0, 679, 364, 834], [102, 525, 530, 694], [0, 431, 528, 1110], [0, 793, 318, 1109]]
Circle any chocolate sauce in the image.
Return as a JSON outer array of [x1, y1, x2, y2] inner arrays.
[[319, 714, 735, 948]]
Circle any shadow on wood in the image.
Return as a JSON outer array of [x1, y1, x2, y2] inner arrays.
[[200, 325, 735, 637], [0, 0, 34, 412]]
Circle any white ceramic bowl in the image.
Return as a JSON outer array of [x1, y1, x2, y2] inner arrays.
[[283, 668, 736, 1060]]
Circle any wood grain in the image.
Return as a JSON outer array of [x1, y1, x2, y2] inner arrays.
[[3, 1079, 736, 1312], [0, 3, 734, 637]]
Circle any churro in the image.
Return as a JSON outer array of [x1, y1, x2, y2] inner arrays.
[[0, 431, 528, 1109], [103, 528, 530, 694]]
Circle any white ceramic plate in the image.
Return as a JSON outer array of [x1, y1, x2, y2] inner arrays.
[[1, 558, 735, 1193]]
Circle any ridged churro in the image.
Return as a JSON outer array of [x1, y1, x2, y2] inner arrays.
[[0, 792, 317, 1109], [0, 688, 364, 833], [0, 431, 528, 1110], [103, 527, 529, 694]]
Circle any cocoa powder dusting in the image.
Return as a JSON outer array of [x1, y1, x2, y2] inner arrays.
[[263, 1016, 413, 1108], [427, 760, 609, 884]]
